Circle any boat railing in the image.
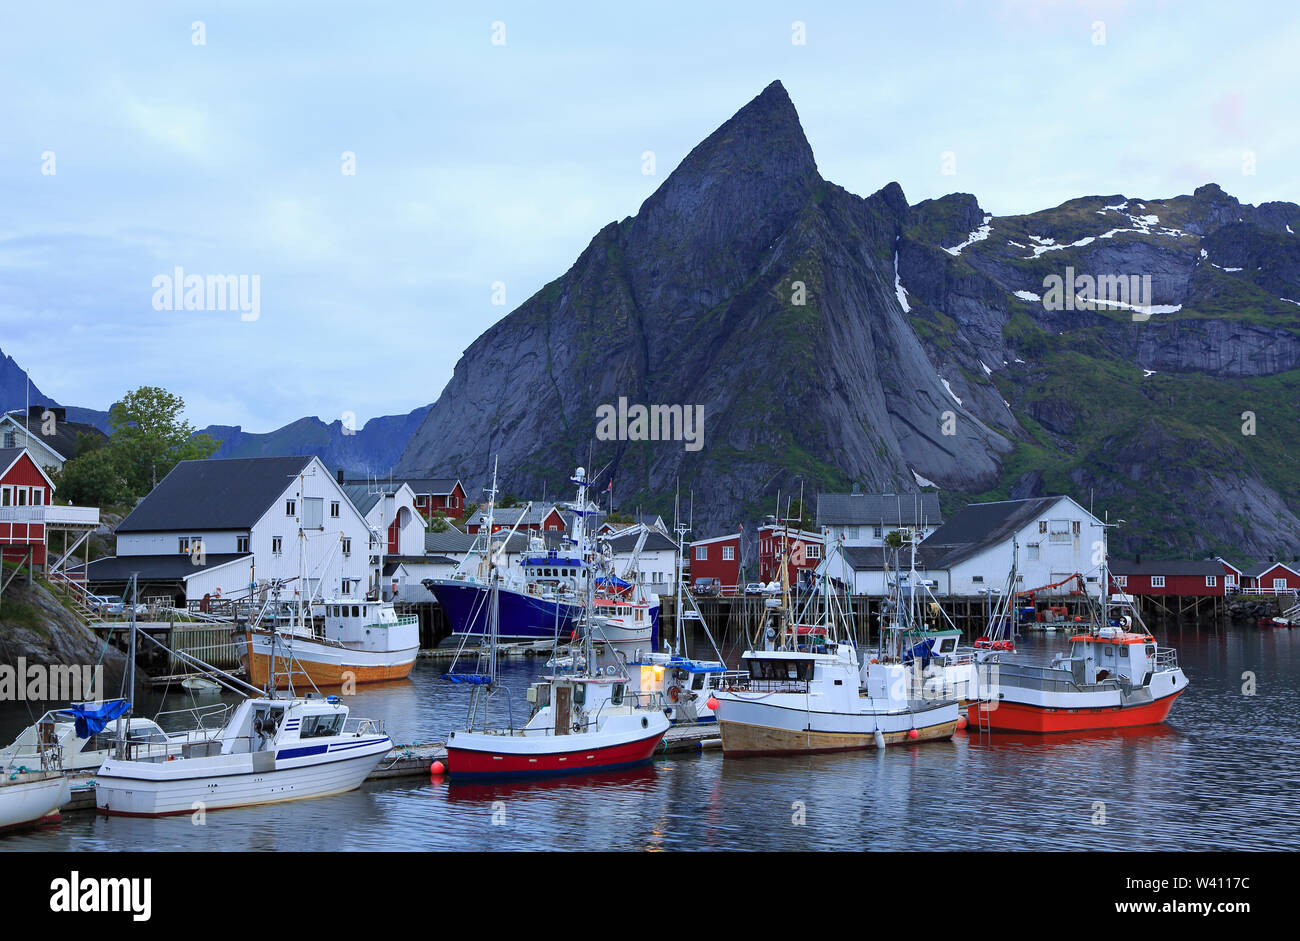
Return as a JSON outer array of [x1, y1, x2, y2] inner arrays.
[[986, 662, 1123, 696], [722, 677, 809, 694], [1152, 647, 1179, 672], [3, 742, 63, 775], [154, 702, 233, 735]]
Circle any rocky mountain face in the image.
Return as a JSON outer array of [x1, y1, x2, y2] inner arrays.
[[397, 80, 1300, 565], [0, 348, 56, 415]]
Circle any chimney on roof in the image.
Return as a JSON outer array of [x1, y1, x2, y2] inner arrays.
[[1136, 552, 1141, 565], [336, 468, 345, 484], [1269, 555, 1275, 564], [28, 405, 66, 424]]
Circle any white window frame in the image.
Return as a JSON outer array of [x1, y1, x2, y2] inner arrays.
[[0, 485, 10, 506], [342, 537, 352, 557], [330, 501, 340, 518], [237, 535, 250, 554], [1205, 575, 1217, 588], [272, 536, 283, 555], [1274, 577, 1288, 591], [286, 499, 296, 516], [1151, 575, 1165, 588], [1114, 575, 1128, 587], [806, 544, 820, 560], [722, 546, 735, 561], [695, 546, 707, 561]]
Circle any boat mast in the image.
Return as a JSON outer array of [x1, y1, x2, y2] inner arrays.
[[115, 572, 138, 760]]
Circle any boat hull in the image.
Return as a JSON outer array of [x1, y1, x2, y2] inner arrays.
[[967, 688, 1183, 733], [714, 693, 959, 756], [244, 631, 417, 689], [0, 775, 71, 832], [447, 726, 667, 780], [95, 739, 391, 817], [430, 579, 659, 648]]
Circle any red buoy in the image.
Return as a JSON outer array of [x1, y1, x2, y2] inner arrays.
[[907, 729, 919, 740], [956, 715, 968, 730], [430, 760, 446, 777], [706, 697, 720, 711]]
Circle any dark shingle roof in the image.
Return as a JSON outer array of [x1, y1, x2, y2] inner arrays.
[[424, 529, 478, 554], [116, 456, 314, 533], [79, 553, 252, 582], [0, 447, 29, 475], [816, 492, 942, 528], [3, 411, 107, 463], [1243, 560, 1300, 578], [1110, 559, 1225, 577], [920, 496, 1063, 568], [834, 546, 947, 571], [349, 476, 460, 496], [341, 483, 382, 516], [605, 529, 679, 553]]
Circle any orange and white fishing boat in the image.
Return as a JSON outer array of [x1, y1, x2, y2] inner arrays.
[[244, 599, 419, 689], [967, 566, 1188, 733]]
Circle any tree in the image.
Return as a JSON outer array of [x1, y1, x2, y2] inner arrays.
[[428, 510, 451, 533], [108, 387, 218, 495], [54, 448, 133, 508]]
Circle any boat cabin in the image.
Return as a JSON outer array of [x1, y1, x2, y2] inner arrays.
[[322, 600, 419, 650], [1055, 628, 1160, 686], [526, 675, 644, 734]]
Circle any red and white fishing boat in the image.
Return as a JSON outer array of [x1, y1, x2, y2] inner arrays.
[[967, 557, 1188, 733], [443, 464, 670, 780]]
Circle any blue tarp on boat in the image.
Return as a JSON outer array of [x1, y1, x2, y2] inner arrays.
[[440, 673, 491, 685], [70, 699, 131, 739]]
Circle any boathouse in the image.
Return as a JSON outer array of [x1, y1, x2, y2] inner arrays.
[[756, 524, 823, 584], [1242, 559, 1300, 595], [688, 531, 742, 594], [84, 455, 371, 606], [816, 489, 942, 547], [347, 475, 465, 522], [1108, 559, 1226, 597]]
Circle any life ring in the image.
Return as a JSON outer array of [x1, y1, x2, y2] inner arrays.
[[667, 685, 681, 703]]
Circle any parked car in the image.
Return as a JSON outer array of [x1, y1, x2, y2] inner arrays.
[[694, 577, 721, 597], [744, 583, 764, 596], [94, 595, 148, 617]]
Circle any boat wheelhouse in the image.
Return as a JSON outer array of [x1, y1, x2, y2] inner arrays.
[[245, 598, 419, 688]]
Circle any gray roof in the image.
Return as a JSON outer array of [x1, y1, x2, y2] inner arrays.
[[346, 475, 460, 496], [116, 456, 313, 533], [465, 504, 561, 529], [78, 553, 252, 583], [835, 546, 946, 571], [424, 529, 478, 554], [1110, 559, 1225, 577], [919, 496, 1063, 568], [0, 447, 30, 474], [1243, 560, 1300, 578], [817, 492, 942, 528], [605, 529, 679, 553], [341, 482, 383, 516], [3, 409, 107, 463]]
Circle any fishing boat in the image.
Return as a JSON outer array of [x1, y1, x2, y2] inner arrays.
[[966, 551, 1189, 733], [443, 465, 670, 779], [243, 598, 420, 688], [713, 523, 959, 755], [426, 496, 660, 649], [95, 577, 392, 817], [0, 765, 70, 833]]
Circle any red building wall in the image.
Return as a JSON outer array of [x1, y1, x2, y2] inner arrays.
[[0, 451, 52, 566], [757, 526, 823, 583], [1109, 572, 1225, 597], [690, 535, 741, 593]]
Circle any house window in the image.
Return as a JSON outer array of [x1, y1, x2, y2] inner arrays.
[[236, 535, 249, 554], [331, 501, 340, 518], [1115, 576, 1128, 587], [1206, 575, 1217, 588], [342, 538, 352, 557], [286, 499, 296, 516], [696, 546, 707, 561], [341, 579, 351, 597], [806, 545, 820, 560], [1151, 576, 1165, 588], [873, 526, 882, 539], [2, 429, 14, 448], [844, 526, 859, 540], [178, 536, 190, 554], [972, 575, 984, 584], [1072, 521, 1081, 535], [1039, 521, 1048, 534], [31, 489, 43, 506], [1226, 574, 1236, 587], [16, 488, 26, 506], [1274, 578, 1288, 592], [272, 537, 283, 555], [722, 546, 735, 561], [302, 497, 324, 529], [1049, 520, 1070, 543], [0, 486, 9, 506]]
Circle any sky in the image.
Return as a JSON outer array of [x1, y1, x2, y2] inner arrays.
[[1, 0, 1297, 432]]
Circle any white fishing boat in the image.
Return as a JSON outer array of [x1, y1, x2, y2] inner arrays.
[[0, 767, 71, 833], [94, 576, 393, 817], [95, 694, 392, 816], [443, 464, 670, 779], [713, 525, 959, 755]]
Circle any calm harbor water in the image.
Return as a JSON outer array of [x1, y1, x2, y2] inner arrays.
[[3, 625, 1297, 851]]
